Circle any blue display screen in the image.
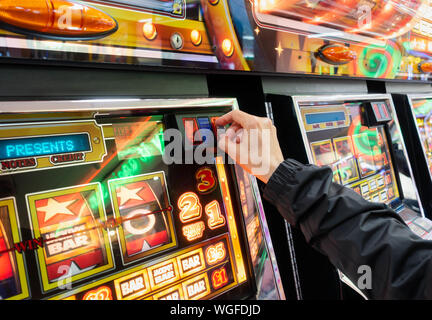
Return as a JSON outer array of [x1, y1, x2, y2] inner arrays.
[[0, 134, 91, 160], [305, 112, 346, 124]]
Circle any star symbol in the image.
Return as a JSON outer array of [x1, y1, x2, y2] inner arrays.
[[56, 261, 96, 281], [275, 42, 284, 57], [38, 198, 77, 223], [117, 186, 143, 206]]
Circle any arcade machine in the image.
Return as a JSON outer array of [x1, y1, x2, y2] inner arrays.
[[0, 98, 285, 300], [392, 93, 432, 220], [266, 93, 432, 297], [267, 94, 432, 237], [1, 0, 432, 301]]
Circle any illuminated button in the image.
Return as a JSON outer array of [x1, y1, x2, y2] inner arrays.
[[170, 33, 184, 50], [153, 284, 184, 300], [369, 179, 377, 191], [208, 0, 219, 5], [419, 61, 432, 73], [360, 183, 369, 196], [182, 221, 205, 242], [182, 273, 210, 300], [148, 259, 180, 290], [143, 22, 157, 40], [183, 118, 200, 145], [197, 118, 212, 131], [0, 0, 117, 39], [82, 286, 113, 300], [211, 266, 229, 290], [316, 44, 356, 65], [205, 241, 226, 265], [191, 29, 202, 46], [114, 270, 150, 300], [221, 39, 234, 57], [196, 118, 212, 142], [176, 248, 205, 277]]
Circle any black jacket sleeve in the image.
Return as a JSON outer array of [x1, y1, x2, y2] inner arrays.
[[263, 159, 432, 299]]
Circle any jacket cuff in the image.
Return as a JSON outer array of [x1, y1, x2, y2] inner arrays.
[[263, 159, 305, 206]]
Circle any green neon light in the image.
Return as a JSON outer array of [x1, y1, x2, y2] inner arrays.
[[88, 123, 165, 211], [358, 42, 401, 78]]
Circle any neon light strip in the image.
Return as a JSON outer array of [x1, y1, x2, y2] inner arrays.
[[0, 37, 218, 63], [215, 156, 246, 283]]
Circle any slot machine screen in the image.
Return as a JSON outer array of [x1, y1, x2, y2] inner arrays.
[[296, 100, 401, 208], [0, 99, 281, 300], [411, 98, 432, 178]]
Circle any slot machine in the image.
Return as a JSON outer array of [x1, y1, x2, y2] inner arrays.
[[0, 98, 284, 300], [392, 93, 432, 220], [266, 93, 432, 297]]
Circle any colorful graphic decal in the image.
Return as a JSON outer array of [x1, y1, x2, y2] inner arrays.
[[0, 198, 29, 300], [108, 172, 176, 265], [26, 183, 114, 292], [0, 1, 431, 80]]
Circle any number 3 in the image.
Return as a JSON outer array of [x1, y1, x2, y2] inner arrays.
[[195, 167, 217, 194]]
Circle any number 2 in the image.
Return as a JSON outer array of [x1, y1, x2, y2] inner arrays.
[[178, 192, 202, 223]]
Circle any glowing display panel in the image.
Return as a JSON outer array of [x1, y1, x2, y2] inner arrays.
[[411, 98, 432, 177], [0, 108, 258, 300], [299, 101, 401, 208], [0, 134, 91, 160]]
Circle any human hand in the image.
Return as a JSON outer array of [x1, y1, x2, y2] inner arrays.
[[215, 110, 284, 184]]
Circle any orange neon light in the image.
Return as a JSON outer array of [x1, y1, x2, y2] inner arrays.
[[221, 39, 234, 57], [177, 248, 205, 277], [205, 200, 226, 230], [0, 0, 117, 38], [178, 192, 202, 223], [195, 167, 217, 194], [113, 269, 150, 300], [152, 284, 184, 300], [205, 241, 226, 265], [211, 267, 229, 289], [190, 29, 202, 46], [147, 259, 180, 291], [182, 221, 205, 242], [143, 22, 157, 40], [215, 157, 246, 283], [182, 273, 210, 300], [82, 286, 113, 300]]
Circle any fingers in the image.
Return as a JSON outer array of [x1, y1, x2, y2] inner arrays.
[[218, 132, 241, 163], [225, 123, 242, 141], [215, 110, 256, 129]]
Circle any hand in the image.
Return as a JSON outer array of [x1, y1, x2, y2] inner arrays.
[[215, 110, 284, 184]]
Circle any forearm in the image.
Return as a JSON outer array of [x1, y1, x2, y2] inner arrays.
[[264, 159, 432, 299]]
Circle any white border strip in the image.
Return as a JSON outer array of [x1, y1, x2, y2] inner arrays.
[[0, 36, 218, 64]]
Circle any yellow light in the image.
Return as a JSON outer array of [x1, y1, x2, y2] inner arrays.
[[215, 157, 246, 283], [143, 22, 157, 40], [209, 0, 219, 4], [221, 38, 234, 57], [191, 29, 202, 46], [182, 221, 205, 241]]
